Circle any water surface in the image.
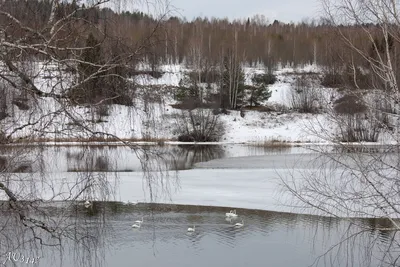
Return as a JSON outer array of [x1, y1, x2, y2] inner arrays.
[[1, 203, 395, 267]]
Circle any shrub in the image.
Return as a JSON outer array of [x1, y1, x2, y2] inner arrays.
[[174, 75, 200, 102], [332, 93, 386, 142], [94, 156, 109, 171], [321, 71, 343, 88], [289, 75, 321, 113], [252, 73, 277, 85], [321, 66, 372, 90], [333, 94, 367, 115], [174, 109, 225, 142], [334, 113, 381, 142]]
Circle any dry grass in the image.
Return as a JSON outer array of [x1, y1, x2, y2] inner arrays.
[[4, 136, 171, 146], [251, 138, 293, 148], [242, 105, 274, 112]]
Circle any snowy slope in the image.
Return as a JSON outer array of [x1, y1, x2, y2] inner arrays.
[[4, 62, 391, 144]]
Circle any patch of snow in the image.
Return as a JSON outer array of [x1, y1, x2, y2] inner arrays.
[[2, 63, 397, 145], [2, 151, 395, 218]]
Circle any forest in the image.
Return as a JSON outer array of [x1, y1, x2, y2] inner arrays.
[[1, 0, 394, 68], [0, 0, 398, 143]]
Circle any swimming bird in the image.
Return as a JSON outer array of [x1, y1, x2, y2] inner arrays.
[[84, 200, 92, 208], [132, 223, 141, 228], [234, 220, 244, 228], [226, 209, 238, 218], [187, 225, 195, 232], [134, 217, 143, 224]]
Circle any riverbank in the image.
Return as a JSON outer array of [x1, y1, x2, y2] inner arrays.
[[2, 63, 397, 145]]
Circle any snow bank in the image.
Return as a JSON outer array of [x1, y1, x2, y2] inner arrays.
[[2, 62, 395, 145], [2, 151, 396, 218]]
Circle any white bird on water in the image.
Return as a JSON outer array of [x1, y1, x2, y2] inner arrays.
[[187, 225, 195, 232], [234, 220, 244, 228], [134, 217, 143, 224], [226, 209, 238, 218], [84, 201, 92, 208], [132, 223, 141, 228]]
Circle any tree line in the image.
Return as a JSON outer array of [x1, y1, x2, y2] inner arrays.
[[2, 0, 399, 71]]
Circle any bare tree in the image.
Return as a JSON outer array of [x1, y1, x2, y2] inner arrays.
[[281, 1, 400, 266], [0, 0, 175, 265], [173, 107, 225, 142], [288, 74, 322, 113]]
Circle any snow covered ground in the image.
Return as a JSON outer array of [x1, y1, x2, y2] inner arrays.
[[2, 62, 345, 144], [1, 63, 398, 219], [1, 156, 391, 218], [1, 145, 396, 218], [2, 62, 397, 144]]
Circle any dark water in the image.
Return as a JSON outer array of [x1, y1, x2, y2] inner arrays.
[[0, 144, 305, 173], [1, 203, 396, 267], [0, 144, 398, 267]]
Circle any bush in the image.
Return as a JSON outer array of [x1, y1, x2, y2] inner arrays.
[[333, 94, 367, 115], [289, 75, 321, 113], [334, 113, 381, 142], [321, 72, 343, 88], [95, 105, 110, 121], [252, 73, 277, 85], [321, 66, 372, 90], [174, 109, 225, 142], [174, 75, 200, 102], [332, 93, 385, 142]]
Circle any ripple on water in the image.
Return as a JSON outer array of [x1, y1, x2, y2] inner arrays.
[[29, 203, 397, 267]]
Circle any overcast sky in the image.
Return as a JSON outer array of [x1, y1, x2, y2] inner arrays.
[[168, 0, 321, 23]]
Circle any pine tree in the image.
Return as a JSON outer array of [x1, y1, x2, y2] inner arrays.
[[75, 33, 102, 103], [246, 73, 274, 106]]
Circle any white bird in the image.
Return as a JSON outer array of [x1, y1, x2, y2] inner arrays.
[[84, 200, 92, 208], [134, 217, 143, 224], [234, 220, 244, 228], [225, 209, 238, 218], [132, 223, 141, 228], [187, 225, 195, 232]]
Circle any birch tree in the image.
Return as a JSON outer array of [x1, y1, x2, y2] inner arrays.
[[282, 1, 400, 266], [0, 0, 173, 265]]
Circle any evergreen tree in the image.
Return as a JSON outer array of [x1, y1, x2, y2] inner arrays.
[[102, 41, 133, 106], [246, 73, 274, 106], [75, 33, 102, 103], [71, 35, 133, 106], [175, 75, 199, 102]]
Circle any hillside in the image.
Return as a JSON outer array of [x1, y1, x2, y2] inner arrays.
[[0, 63, 363, 144], [1, 61, 397, 145]]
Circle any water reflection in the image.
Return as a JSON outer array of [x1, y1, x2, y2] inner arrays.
[[0, 145, 37, 173], [0, 202, 395, 267], [1, 144, 398, 267], [0, 144, 304, 173], [169, 145, 225, 170], [0, 200, 113, 267]]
